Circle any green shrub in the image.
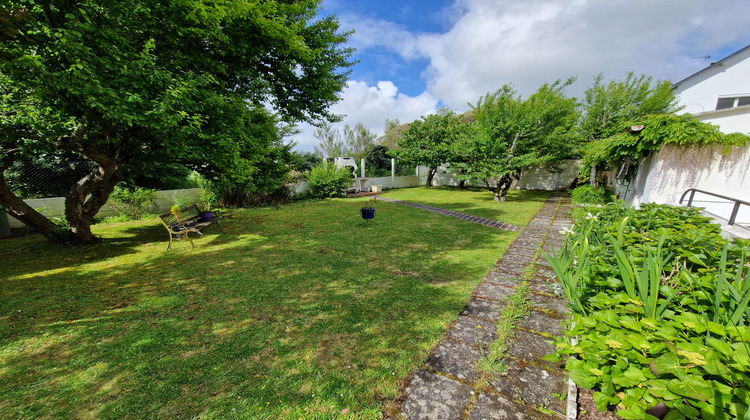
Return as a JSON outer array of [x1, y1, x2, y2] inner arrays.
[[570, 184, 613, 205], [306, 162, 353, 199], [545, 204, 750, 419], [108, 185, 158, 220]]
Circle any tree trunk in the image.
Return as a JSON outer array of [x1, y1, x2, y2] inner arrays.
[[0, 166, 58, 236], [426, 167, 437, 188], [589, 165, 597, 186], [493, 175, 511, 202], [459, 180, 466, 189], [65, 162, 122, 243], [499, 171, 520, 202]]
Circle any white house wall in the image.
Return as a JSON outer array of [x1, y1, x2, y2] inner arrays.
[[693, 106, 750, 135], [674, 50, 750, 115], [637, 143, 750, 224]]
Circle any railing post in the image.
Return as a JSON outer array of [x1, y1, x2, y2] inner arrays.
[[729, 202, 740, 226], [687, 190, 696, 207]]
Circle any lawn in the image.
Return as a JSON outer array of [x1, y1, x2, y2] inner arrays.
[[381, 187, 552, 227], [0, 188, 550, 419]]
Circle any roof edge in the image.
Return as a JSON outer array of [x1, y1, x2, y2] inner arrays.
[[672, 44, 750, 90]]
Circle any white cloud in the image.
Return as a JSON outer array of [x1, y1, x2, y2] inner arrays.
[[419, 0, 750, 106], [290, 80, 437, 152], [292, 0, 750, 152]]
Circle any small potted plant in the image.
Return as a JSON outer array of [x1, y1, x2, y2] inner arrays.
[[198, 206, 215, 222], [360, 198, 376, 220], [199, 185, 219, 221]]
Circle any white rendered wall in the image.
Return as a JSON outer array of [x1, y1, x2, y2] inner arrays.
[[693, 107, 750, 135], [638, 144, 750, 225], [417, 160, 580, 190]]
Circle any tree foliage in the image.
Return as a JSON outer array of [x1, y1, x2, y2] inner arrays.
[[580, 72, 680, 142], [313, 122, 378, 161], [390, 111, 465, 187], [0, 0, 353, 242], [455, 80, 581, 201]]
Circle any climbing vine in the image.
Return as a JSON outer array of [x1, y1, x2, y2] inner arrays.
[[581, 114, 750, 181]]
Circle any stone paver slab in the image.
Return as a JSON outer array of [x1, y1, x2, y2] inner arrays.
[[508, 330, 558, 367], [489, 359, 568, 415], [492, 263, 527, 278], [401, 370, 473, 420], [447, 316, 497, 348], [517, 309, 566, 337], [426, 339, 482, 382], [527, 292, 569, 315], [474, 281, 516, 301], [461, 297, 502, 322], [467, 392, 562, 420]]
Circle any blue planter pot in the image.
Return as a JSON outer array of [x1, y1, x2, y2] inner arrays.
[[360, 208, 376, 220]]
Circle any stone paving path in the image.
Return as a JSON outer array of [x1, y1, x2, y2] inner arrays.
[[397, 193, 574, 420], [378, 197, 522, 232]]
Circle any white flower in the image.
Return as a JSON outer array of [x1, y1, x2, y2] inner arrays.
[[585, 212, 600, 221], [559, 225, 575, 236]]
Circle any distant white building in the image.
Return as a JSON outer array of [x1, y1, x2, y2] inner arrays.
[[672, 45, 750, 134]]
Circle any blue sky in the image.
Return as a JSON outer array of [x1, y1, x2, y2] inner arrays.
[[291, 0, 750, 152]]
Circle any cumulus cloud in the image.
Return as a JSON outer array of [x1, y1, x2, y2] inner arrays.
[[419, 0, 750, 106], [290, 80, 437, 152], [291, 0, 750, 152]]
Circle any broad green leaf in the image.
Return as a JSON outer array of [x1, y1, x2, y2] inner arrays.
[[701, 358, 731, 377], [647, 379, 680, 400], [619, 317, 643, 331], [569, 367, 598, 389], [663, 408, 687, 420], [650, 353, 681, 376], [593, 391, 616, 412], [667, 378, 712, 401], [705, 336, 733, 357], [672, 401, 701, 418], [623, 366, 648, 382]]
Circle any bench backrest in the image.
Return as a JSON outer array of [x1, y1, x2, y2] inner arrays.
[[158, 204, 201, 227]]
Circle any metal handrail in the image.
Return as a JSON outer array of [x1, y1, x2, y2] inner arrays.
[[679, 188, 750, 226]]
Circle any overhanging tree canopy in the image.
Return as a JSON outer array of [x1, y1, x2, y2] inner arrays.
[[0, 0, 353, 242]]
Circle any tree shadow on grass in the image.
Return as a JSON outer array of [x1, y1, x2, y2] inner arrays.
[[0, 199, 534, 418]]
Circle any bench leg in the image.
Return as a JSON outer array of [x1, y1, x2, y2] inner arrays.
[[167, 233, 174, 250], [185, 232, 196, 249]]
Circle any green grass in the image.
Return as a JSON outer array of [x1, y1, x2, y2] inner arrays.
[[0, 189, 548, 419], [381, 187, 552, 226]]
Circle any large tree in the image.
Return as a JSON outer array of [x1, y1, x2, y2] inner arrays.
[[0, 0, 353, 242], [390, 110, 465, 187], [454, 80, 581, 202], [580, 72, 680, 142]]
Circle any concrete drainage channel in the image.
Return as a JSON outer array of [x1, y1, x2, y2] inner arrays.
[[397, 194, 577, 419]]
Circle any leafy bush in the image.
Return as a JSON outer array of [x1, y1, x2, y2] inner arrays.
[[306, 162, 353, 199], [108, 185, 158, 220], [544, 203, 750, 419], [570, 184, 613, 205]]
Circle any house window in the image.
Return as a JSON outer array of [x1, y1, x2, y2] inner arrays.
[[716, 96, 750, 110]]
